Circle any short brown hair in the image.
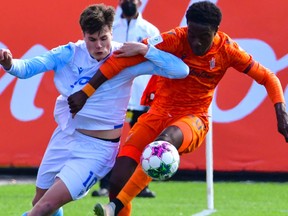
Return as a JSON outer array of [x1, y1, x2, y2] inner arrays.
[[79, 4, 115, 34]]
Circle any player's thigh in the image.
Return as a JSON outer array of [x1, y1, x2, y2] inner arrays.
[[119, 113, 165, 162], [170, 115, 208, 154]]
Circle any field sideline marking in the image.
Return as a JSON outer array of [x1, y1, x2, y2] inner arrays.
[[192, 209, 217, 216]]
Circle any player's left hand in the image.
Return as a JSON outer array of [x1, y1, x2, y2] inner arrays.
[[67, 90, 88, 118], [275, 103, 288, 142]]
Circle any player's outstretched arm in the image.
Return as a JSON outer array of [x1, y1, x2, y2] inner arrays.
[[0, 49, 13, 70], [245, 61, 288, 143], [275, 102, 288, 142]]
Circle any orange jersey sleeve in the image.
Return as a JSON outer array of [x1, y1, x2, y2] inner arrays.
[[99, 54, 146, 79], [223, 35, 285, 104], [247, 62, 285, 104]]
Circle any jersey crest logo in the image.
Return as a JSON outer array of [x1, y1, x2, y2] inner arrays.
[[209, 57, 216, 70], [147, 35, 163, 46]]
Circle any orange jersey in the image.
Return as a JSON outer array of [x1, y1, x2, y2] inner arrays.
[[100, 27, 284, 127]]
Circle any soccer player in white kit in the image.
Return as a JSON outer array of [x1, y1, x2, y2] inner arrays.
[[0, 4, 188, 216]]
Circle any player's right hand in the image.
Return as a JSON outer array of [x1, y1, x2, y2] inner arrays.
[[0, 49, 13, 70], [67, 90, 89, 118]]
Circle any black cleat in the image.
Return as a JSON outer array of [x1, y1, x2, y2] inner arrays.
[[137, 187, 156, 198]]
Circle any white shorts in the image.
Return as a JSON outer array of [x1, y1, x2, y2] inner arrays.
[[36, 126, 119, 200]]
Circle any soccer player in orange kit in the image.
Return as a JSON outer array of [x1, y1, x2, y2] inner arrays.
[[67, 1, 288, 215]]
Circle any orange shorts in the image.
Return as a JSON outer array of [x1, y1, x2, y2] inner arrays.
[[118, 112, 208, 163]]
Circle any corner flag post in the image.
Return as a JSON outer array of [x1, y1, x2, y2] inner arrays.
[[192, 106, 216, 216], [206, 105, 214, 210]]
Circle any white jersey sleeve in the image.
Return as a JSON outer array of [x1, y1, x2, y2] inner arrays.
[[7, 44, 73, 79], [143, 45, 189, 79]]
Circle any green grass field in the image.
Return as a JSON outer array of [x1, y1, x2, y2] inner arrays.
[[1, 181, 288, 216]]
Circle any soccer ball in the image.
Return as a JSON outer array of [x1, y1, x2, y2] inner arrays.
[[140, 141, 180, 181]]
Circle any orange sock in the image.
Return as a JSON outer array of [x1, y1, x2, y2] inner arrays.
[[117, 164, 152, 207], [118, 202, 132, 216]]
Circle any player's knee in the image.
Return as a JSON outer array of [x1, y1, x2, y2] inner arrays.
[[156, 125, 183, 149]]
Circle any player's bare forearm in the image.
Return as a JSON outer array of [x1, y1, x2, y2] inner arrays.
[[275, 102, 288, 142]]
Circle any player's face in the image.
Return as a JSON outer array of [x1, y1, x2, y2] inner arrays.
[[187, 21, 216, 56], [84, 25, 112, 61]]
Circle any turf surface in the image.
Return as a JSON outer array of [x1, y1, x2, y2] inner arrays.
[[1, 181, 288, 216]]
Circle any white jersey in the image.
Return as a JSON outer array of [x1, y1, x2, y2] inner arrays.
[[7, 40, 188, 134], [113, 13, 160, 111]]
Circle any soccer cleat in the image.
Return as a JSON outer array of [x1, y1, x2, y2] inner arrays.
[[137, 187, 156, 198], [94, 202, 115, 216], [53, 207, 64, 216]]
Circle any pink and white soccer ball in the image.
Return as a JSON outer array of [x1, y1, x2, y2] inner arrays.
[[140, 140, 180, 180]]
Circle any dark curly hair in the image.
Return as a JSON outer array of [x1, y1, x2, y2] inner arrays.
[[79, 4, 115, 34], [186, 1, 222, 31]]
